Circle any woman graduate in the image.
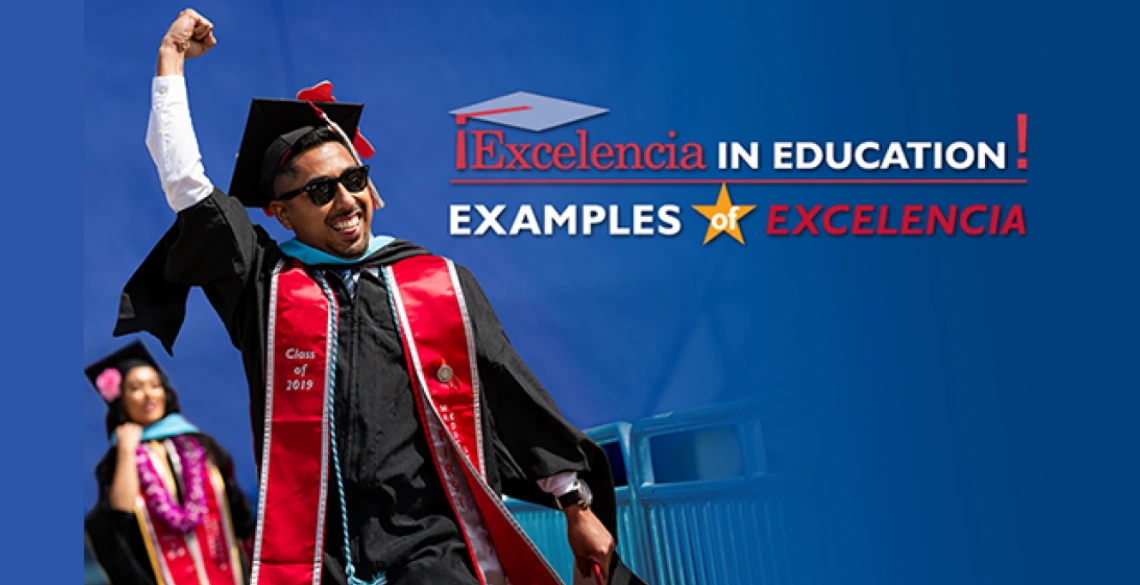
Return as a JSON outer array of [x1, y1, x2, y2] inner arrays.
[[84, 340, 255, 585]]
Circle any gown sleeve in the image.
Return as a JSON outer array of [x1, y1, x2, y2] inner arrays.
[[84, 452, 160, 585], [455, 266, 610, 501], [456, 265, 648, 585], [118, 73, 275, 355], [115, 188, 277, 353]]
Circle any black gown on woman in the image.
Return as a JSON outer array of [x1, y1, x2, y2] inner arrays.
[[85, 433, 255, 584]]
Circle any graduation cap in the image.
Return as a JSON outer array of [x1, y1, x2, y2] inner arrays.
[[448, 91, 608, 132], [84, 340, 165, 404], [294, 81, 375, 159], [229, 97, 366, 209]]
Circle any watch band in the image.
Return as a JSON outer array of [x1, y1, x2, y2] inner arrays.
[[555, 479, 593, 510], [556, 489, 588, 510]]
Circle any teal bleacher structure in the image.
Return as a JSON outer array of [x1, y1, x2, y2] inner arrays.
[[502, 421, 647, 581], [84, 398, 803, 585], [505, 397, 804, 585]]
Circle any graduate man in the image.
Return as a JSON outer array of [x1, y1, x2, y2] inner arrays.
[[114, 9, 644, 585]]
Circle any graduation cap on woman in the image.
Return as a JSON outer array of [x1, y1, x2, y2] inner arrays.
[[229, 81, 380, 213], [84, 340, 167, 404]]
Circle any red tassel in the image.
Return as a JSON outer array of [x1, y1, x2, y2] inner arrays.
[[296, 81, 374, 159], [296, 80, 334, 102], [353, 131, 375, 159]]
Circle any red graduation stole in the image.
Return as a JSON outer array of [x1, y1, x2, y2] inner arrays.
[[135, 441, 245, 585], [251, 255, 563, 585]]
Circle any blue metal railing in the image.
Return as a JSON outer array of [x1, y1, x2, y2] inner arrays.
[[503, 398, 801, 585], [504, 422, 648, 583], [629, 398, 800, 585]]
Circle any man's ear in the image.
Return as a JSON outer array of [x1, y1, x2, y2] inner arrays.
[[268, 200, 293, 231]]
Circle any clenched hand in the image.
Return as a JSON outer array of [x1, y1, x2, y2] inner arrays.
[[566, 506, 615, 583], [161, 8, 216, 59]]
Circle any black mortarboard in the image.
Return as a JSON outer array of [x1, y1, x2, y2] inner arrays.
[[84, 340, 166, 404], [229, 98, 365, 209]]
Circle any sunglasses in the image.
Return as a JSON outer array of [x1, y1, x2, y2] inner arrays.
[[277, 165, 371, 206]]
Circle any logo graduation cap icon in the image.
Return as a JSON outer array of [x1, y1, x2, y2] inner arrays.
[[449, 91, 608, 132]]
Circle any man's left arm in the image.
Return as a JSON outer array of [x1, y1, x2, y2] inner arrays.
[[456, 265, 616, 580]]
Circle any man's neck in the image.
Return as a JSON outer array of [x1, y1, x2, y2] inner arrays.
[[280, 234, 394, 266]]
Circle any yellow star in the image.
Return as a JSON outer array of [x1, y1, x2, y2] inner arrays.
[[692, 183, 756, 244]]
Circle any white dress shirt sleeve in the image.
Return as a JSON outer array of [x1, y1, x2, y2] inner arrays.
[[145, 75, 215, 212], [537, 471, 581, 497]]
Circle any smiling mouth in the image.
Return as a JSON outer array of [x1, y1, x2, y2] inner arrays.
[[330, 211, 362, 233]]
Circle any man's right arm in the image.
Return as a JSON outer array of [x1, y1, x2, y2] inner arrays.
[[146, 73, 213, 211], [114, 9, 267, 351], [147, 10, 216, 211]]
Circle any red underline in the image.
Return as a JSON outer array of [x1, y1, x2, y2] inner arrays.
[[449, 178, 1028, 185]]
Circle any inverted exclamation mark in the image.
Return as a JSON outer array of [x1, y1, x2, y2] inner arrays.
[[1017, 114, 1028, 170], [456, 129, 467, 170]]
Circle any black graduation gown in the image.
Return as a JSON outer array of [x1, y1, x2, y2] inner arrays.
[[84, 433, 255, 585], [115, 189, 645, 585]]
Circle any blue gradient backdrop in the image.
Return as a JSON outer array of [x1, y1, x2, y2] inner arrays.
[[70, 1, 1139, 584]]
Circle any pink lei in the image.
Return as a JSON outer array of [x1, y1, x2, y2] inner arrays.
[[136, 435, 209, 533]]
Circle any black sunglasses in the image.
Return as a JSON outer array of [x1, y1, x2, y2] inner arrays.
[[277, 165, 371, 206]]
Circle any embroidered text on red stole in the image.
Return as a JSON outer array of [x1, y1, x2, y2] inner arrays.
[[251, 260, 333, 585]]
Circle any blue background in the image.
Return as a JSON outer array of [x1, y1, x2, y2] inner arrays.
[[7, 0, 1133, 583]]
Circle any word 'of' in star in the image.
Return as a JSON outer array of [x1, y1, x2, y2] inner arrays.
[[692, 184, 755, 244]]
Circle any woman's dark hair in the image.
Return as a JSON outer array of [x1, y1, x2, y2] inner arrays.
[[102, 365, 182, 437]]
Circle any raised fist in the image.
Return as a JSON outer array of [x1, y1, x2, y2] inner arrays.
[[115, 423, 144, 451], [161, 8, 217, 59]]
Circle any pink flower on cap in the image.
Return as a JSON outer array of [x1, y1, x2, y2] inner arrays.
[[96, 368, 122, 402]]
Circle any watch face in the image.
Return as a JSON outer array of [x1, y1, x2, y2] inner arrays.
[[580, 480, 594, 506]]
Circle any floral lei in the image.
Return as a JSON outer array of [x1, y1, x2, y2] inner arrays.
[[136, 435, 228, 566], [136, 435, 208, 532]]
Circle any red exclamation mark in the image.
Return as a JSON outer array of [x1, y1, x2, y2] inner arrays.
[[1017, 114, 1028, 170]]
